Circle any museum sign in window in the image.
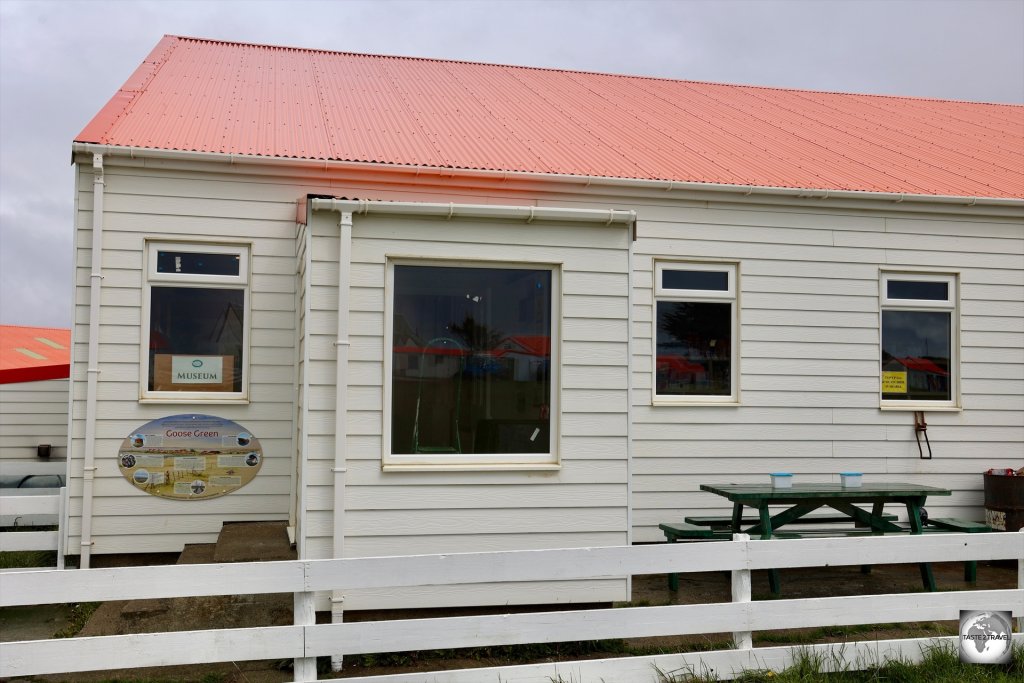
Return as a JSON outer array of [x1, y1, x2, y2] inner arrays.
[[880, 272, 957, 408], [654, 261, 738, 404], [385, 261, 558, 468], [142, 242, 249, 401]]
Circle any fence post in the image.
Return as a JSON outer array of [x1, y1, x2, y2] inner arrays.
[[331, 595, 345, 672], [731, 533, 752, 649], [1018, 529, 1023, 634], [293, 587, 317, 682], [57, 487, 67, 570]]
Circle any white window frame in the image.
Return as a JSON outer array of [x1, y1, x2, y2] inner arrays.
[[652, 261, 739, 405], [382, 257, 561, 470], [879, 271, 959, 410], [141, 241, 251, 403]]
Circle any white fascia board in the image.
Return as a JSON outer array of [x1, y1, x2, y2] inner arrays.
[[70, 143, 1024, 212]]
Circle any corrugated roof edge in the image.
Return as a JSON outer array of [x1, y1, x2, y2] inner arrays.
[[159, 34, 1024, 108], [0, 324, 71, 384], [71, 141, 1024, 205], [76, 35, 179, 144], [0, 364, 70, 385]]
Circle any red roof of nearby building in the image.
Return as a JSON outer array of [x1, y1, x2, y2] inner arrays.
[[493, 336, 552, 357], [657, 356, 708, 376], [0, 325, 71, 384], [891, 357, 949, 376], [76, 36, 1024, 199]]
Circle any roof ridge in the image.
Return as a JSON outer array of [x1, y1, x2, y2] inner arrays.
[[168, 35, 1024, 108]]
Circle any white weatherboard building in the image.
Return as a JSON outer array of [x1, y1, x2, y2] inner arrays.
[[0, 325, 70, 464], [65, 36, 1023, 612]]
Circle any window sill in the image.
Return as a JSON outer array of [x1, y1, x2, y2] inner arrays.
[[382, 462, 562, 473], [140, 396, 250, 405], [880, 404, 962, 412], [652, 399, 740, 407]]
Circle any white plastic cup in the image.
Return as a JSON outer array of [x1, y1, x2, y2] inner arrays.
[[770, 472, 793, 488]]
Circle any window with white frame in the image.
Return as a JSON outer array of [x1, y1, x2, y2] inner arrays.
[[385, 261, 558, 467], [654, 262, 738, 403], [880, 272, 957, 407], [142, 243, 249, 400]]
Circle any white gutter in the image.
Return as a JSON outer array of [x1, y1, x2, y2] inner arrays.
[[79, 154, 105, 569], [310, 197, 637, 225], [72, 142, 1024, 209]]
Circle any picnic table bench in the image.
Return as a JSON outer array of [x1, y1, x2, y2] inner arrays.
[[684, 512, 897, 529]]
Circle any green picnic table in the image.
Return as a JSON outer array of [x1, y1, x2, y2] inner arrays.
[[698, 482, 953, 593]]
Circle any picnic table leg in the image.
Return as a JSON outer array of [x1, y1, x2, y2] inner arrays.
[[757, 504, 782, 596], [861, 502, 885, 574], [906, 499, 937, 592], [731, 503, 744, 532]]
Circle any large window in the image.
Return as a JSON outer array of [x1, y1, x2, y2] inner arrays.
[[142, 243, 249, 401], [385, 261, 558, 467], [880, 272, 957, 407], [654, 261, 738, 404]]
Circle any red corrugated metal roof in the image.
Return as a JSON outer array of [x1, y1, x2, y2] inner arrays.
[[76, 36, 1024, 199], [0, 325, 71, 384]]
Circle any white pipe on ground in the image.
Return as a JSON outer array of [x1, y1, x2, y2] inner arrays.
[[79, 153, 105, 569]]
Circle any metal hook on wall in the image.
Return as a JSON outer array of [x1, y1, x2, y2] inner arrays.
[[914, 411, 932, 459]]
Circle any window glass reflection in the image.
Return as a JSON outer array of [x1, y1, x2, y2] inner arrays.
[[392, 265, 552, 455], [881, 310, 951, 401], [656, 301, 732, 396], [887, 280, 948, 301], [149, 286, 244, 392]]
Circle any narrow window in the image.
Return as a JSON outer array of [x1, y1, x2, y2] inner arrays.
[[143, 243, 249, 400], [880, 272, 957, 407], [385, 261, 558, 466], [654, 262, 738, 403]]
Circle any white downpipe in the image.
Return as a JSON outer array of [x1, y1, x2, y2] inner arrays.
[[330, 210, 353, 672], [310, 197, 637, 226], [72, 142, 1023, 210], [79, 153, 105, 569], [295, 223, 313, 559]]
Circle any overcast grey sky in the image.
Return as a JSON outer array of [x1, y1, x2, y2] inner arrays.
[[1, 0, 1022, 328]]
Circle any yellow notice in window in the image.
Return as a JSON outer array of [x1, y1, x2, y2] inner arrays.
[[882, 371, 907, 393]]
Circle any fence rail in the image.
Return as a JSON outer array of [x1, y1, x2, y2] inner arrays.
[[1, 531, 1022, 681], [0, 486, 66, 568]]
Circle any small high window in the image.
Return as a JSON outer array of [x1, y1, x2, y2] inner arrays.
[[384, 260, 559, 468], [654, 262, 738, 404], [142, 243, 249, 401], [880, 272, 958, 408]]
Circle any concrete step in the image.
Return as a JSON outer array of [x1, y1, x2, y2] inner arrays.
[[213, 520, 295, 563], [177, 542, 217, 564]]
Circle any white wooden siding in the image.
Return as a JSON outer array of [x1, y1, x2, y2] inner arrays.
[[67, 154, 1021, 610], [67, 163, 300, 556], [0, 379, 69, 460], [631, 202, 1024, 542], [303, 210, 631, 608]]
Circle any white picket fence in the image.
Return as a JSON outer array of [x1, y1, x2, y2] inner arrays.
[[1, 532, 1022, 682], [0, 486, 67, 569]]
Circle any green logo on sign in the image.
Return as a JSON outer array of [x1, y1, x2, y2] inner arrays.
[[192, 359, 203, 368]]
